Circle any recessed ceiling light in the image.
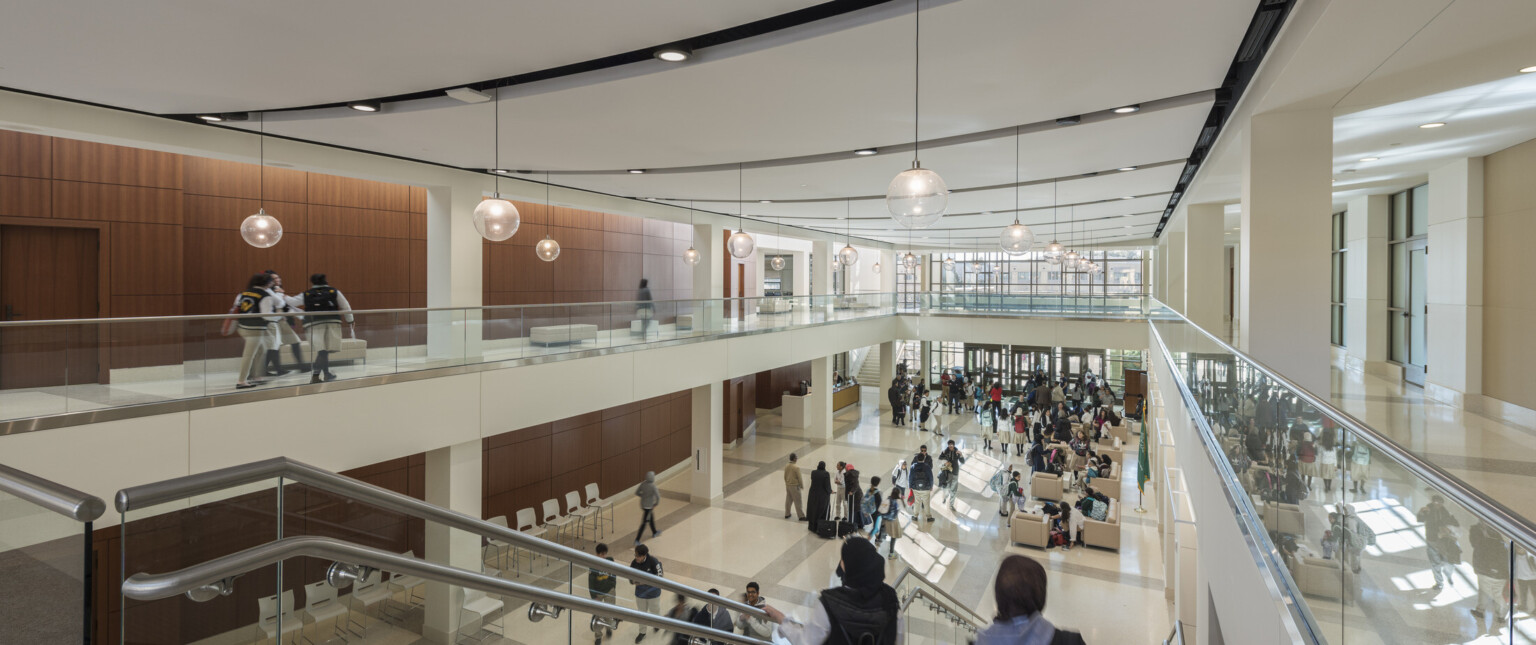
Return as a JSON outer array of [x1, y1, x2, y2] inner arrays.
[[1118, 166, 1137, 172], [654, 46, 691, 62], [490, 169, 512, 175], [1419, 122, 1445, 129], [759, 200, 772, 204], [1121, 196, 1135, 200], [197, 114, 223, 122], [1113, 105, 1140, 114], [853, 148, 878, 156], [445, 87, 492, 104], [1359, 157, 1379, 162], [628, 169, 646, 174], [1521, 65, 1536, 73], [348, 100, 382, 112]]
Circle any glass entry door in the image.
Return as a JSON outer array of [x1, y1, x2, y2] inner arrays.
[[1391, 238, 1429, 386], [965, 344, 1003, 388], [1009, 347, 1053, 393]]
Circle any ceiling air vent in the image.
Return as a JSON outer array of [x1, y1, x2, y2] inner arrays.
[[1236, 6, 1284, 63]]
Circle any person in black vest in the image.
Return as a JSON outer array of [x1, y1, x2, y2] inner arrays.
[[301, 274, 354, 383], [888, 381, 906, 425], [232, 273, 278, 389], [909, 447, 935, 525], [765, 537, 901, 644]]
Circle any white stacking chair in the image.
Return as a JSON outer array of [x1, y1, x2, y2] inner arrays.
[[484, 515, 514, 573], [456, 587, 506, 643], [256, 590, 304, 644], [386, 551, 427, 609], [542, 498, 575, 545], [514, 507, 546, 571], [302, 580, 350, 643], [345, 569, 391, 633], [565, 490, 599, 541], [585, 483, 615, 536]]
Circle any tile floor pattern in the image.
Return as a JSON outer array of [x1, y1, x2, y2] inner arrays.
[[320, 392, 1171, 645]]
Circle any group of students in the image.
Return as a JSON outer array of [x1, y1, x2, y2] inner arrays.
[[228, 271, 354, 388], [886, 372, 937, 430]]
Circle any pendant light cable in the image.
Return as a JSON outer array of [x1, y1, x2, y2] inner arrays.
[[493, 85, 501, 198], [258, 112, 265, 210], [912, 0, 920, 168]]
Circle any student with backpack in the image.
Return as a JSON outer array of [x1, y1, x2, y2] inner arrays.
[[764, 538, 902, 645], [909, 447, 935, 524], [300, 273, 353, 383]]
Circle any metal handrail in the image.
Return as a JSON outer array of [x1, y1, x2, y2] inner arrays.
[[0, 293, 897, 327], [114, 457, 771, 622], [1163, 622, 1184, 645], [122, 535, 771, 645], [0, 463, 105, 522], [1148, 300, 1536, 551], [891, 568, 987, 629]]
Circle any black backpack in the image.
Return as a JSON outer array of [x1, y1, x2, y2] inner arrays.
[[303, 286, 342, 323], [909, 461, 933, 490]]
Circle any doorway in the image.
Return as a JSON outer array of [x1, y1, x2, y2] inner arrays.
[[1391, 238, 1429, 386], [0, 225, 102, 389]]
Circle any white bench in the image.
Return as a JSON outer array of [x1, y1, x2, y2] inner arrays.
[[759, 298, 794, 314], [279, 338, 368, 366], [529, 324, 598, 346], [676, 314, 694, 330]]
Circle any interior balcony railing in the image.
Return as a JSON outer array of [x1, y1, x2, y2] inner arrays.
[[1148, 299, 1536, 644], [0, 292, 1150, 428], [111, 456, 773, 645], [892, 567, 988, 644], [0, 462, 106, 645]]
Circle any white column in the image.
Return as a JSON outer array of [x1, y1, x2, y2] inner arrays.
[[879, 250, 897, 297], [1425, 157, 1485, 406], [812, 240, 832, 318], [422, 440, 482, 643], [919, 341, 932, 387], [1344, 194, 1389, 375], [1240, 109, 1332, 394], [426, 183, 486, 361], [1184, 204, 1224, 330], [1165, 217, 1187, 314], [792, 250, 810, 297], [690, 382, 723, 505], [1153, 240, 1167, 303], [692, 223, 722, 331], [808, 356, 834, 443], [878, 341, 896, 410]]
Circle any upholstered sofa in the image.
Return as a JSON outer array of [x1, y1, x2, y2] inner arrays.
[[281, 338, 367, 366], [1083, 499, 1121, 550], [1031, 472, 1064, 501], [529, 324, 598, 346], [1293, 556, 1349, 603], [1262, 502, 1306, 536], [1090, 462, 1122, 501], [1009, 511, 1049, 548], [759, 298, 794, 314]]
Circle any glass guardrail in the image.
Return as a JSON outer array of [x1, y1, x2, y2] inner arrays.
[[0, 292, 1152, 424], [892, 568, 986, 644], [1149, 301, 1536, 645], [0, 464, 104, 644]]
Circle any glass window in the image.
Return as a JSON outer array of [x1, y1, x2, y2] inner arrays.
[[1410, 185, 1429, 237]]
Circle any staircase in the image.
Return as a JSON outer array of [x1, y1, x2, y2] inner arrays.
[[857, 346, 882, 385]]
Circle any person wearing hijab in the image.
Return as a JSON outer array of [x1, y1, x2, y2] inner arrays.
[[976, 555, 1085, 644], [806, 461, 833, 532], [764, 537, 902, 644]]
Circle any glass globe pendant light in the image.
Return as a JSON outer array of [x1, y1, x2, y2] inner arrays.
[[901, 251, 920, 271], [475, 86, 521, 242], [726, 164, 755, 259], [242, 114, 284, 248], [886, 0, 947, 229], [682, 201, 702, 266], [770, 255, 786, 271], [999, 128, 1035, 255], [942, 228, 955, 266], [838, 200, 859, 266], [241, 208, 283, 248], [768, 215, 787, 271], [872, 262, 881, 274], [534, 173, 559, 261]]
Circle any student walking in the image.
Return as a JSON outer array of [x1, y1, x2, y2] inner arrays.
[[300, 273, 353, 383], [589, 543, 619, 644], [630, 544, 664, 643], [232, 273, 279, 389], [262, 270, 309, 376], [634, 472, 662, 544], [783, 453, 806, 520], [909, 448, 935, 524]]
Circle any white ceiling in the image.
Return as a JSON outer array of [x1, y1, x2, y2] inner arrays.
[[0, 0, 1267, 249], [1184, 0, 1536, 217]]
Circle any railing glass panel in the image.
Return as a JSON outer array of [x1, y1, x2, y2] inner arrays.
[[892, 568, 985, 645], [1149, 301, 1532, 644], [0, 466, 97, 645]]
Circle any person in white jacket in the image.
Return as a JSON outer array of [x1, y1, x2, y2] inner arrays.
[[735, 582, 774, 640], [889, 460, 910, 510]]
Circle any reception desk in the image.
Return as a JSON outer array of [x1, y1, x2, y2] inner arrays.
[[782, 393, 810, 429], [833, 382, 860, 411]]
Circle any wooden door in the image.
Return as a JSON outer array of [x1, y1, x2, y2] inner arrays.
[[736, 264, 746, 320], [0, 225, 101, 389]]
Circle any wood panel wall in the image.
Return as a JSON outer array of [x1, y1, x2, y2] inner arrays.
[[723, 373, 757, 444], [0, 128, 429, 372], [755, 361, 812, 410], [483, 390, 692, 523], [93, 456, 424, 644]]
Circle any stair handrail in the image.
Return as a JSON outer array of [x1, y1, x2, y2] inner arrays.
[[891, 567, 988, 630], [122, 535, 772, 645], [0, 462, 105, 522], [114, 457, 772, 622]]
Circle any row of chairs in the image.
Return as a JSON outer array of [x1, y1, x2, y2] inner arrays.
[[256, 550, 502, 644], [485, 482, 615, 575]]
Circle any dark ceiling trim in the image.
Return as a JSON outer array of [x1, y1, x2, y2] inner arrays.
[[166, 0, 896, 118], [1153, 0, 1297, 238]]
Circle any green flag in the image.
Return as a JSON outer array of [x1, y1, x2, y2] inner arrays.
[[1136, 425, 1152, 495]]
